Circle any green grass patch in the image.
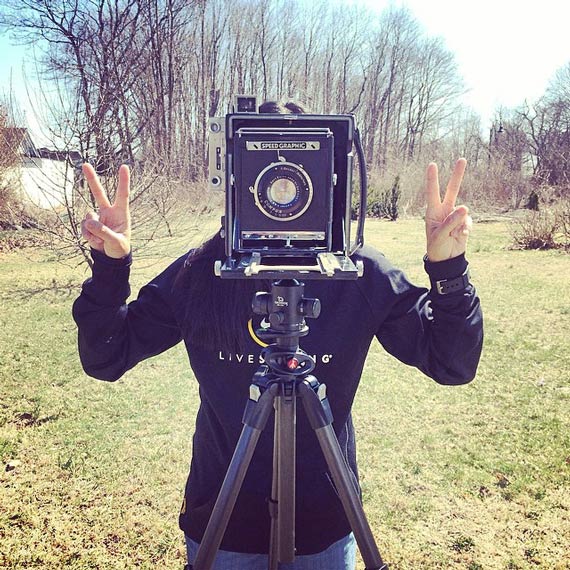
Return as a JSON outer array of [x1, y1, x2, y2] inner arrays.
[[1, 219, 569, 568]]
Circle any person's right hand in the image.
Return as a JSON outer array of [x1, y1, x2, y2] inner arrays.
[[81, 163, 131, 259]]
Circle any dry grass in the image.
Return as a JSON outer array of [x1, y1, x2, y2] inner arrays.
[[1, 218, 569, 569]]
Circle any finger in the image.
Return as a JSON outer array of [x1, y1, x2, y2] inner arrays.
[[451, 214, 473, 239], [425, 162, 441, 209], [82, 211, 101, 241], [84, 218, 124, 246], [438, 205, 469, 237], [443, 158, 467, 208], [82, 163, 111, 209], [81, 218, 104, 250], [115, 164, 130, 210]]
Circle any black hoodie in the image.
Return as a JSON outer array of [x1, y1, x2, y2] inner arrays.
[[72, 245, 483, 555]]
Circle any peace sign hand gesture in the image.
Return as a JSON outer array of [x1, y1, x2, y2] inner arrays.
[[81, 164, 131, 259], [425, 158, 472, 262]]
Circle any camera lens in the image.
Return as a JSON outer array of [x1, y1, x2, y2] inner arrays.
[[253, 162, 313, 221], [268, 178, 297, 205]]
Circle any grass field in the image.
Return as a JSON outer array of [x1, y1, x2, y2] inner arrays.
[[1, 219, 569, 569]]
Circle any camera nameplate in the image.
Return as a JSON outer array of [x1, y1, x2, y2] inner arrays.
[[246, 141, 321, 151]]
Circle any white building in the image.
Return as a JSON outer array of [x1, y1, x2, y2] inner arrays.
[[5, 128, 81, 210]]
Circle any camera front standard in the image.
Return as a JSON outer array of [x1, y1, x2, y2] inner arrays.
[[209, 98, 367, 280]]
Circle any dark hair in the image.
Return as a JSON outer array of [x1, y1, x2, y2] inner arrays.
[[174, 232, 268, 352], [258, 100, 308, 114], [174, 100, 306, 352]]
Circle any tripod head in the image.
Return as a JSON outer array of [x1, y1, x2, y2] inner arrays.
[[252, 279, 320, 345], [252, 279, 320, 376]]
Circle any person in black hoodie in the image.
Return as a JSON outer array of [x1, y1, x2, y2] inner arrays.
[[73, 103, 483, 570]]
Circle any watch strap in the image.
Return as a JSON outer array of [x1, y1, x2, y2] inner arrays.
[[434, 270, 470, 295], [423, 254, 471, 295]]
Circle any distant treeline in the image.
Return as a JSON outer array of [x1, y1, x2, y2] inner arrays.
[[1, 0, 569, 206]]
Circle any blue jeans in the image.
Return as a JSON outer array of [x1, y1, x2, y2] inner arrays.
[[185, 533, 356, 570]]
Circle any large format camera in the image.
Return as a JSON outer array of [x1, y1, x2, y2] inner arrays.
[[210, 96, 367, 280]]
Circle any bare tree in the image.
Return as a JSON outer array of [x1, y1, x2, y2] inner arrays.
[[0, 0, 475, 241], [520, 65, 570, 189], [0, 100, 24, 228], [400, 36, 463, 161], [360, 7, 421, 167]]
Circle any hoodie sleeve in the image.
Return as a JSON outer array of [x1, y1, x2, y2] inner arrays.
[[72, 249, 184, 381], [358, 249, 483, 385]]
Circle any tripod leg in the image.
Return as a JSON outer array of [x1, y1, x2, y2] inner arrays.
[[268, 410, 279, 570], [298, 379, 389, 570], [268, 383, 297, 569], [276, 384, 296, 564], [192, 383, 279, 570]]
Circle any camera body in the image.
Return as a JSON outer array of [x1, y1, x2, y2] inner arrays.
[[209, 96, 366, 280]]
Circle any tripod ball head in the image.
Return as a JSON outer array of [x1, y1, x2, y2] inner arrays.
[[251, 280, 320, 343], [252, 281, 320, 321]]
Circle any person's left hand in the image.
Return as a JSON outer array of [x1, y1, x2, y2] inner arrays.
[[425, 158, 472, 262]]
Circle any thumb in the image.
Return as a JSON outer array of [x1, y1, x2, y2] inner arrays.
[[85, 218, 118, 240], [85, 219, 129, 258], [451, 214, 473, 239], [438, 206, 469, 237], [81, 212, 104, 251]]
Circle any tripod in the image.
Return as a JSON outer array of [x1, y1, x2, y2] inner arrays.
[[188, 279, 388, 570]]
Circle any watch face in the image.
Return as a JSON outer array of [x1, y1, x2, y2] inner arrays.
[[252, 162, 313, 221]]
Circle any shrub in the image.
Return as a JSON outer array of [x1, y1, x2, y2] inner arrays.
[[510, 209, 559, 250], [0, 174, 24, 230], [367, 176, 401, 221], [554, 198, 570, 249], [0, 105, 25, 229]]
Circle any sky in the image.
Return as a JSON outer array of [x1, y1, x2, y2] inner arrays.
[[1, 0, 570, 139], [0, 36, 46, 141], [376, 0, 570, 125]]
